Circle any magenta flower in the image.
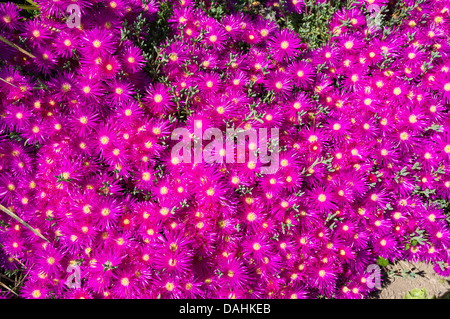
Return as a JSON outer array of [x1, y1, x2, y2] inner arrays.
[[0, 0, 450, 301], [268, 29, 302, 63], [144, 83, 174, 115], [0, 2, 21, 31], [81, 27, 118, 57]]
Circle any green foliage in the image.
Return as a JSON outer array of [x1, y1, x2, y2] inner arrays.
[[283, 0, 347, 49], [192, 0, 350, 49], [440, 291, 450, 299], [376, 256, 389, 267], [123, 0, 174, 84]]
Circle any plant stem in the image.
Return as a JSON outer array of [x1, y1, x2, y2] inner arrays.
[[16, 4, 40, 11], [0, 35, 35, 59], [0, 77, 18, 88], [0, 204, 49, 243], [0, 244, 27, 269], [0, 281, 19, 297], [25, 0, 39, 7], [14, 266, 32, 290], [0, 273, 15, 283]]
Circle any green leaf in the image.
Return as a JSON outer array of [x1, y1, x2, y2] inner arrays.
[[376, 256, 389, 267]]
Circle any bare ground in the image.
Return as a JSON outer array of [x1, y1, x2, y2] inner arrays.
[[370, 261, 450, 299]]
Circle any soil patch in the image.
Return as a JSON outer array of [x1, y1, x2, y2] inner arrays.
[[370, 261, 450, 299]]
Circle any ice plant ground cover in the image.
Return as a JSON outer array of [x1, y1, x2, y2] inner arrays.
[[0, 0, 450, 299]]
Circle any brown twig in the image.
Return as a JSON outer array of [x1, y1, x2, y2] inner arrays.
[[0, 243, 26, 268], [0, 35, 36, 59], [0, 204, 50, 243], [0, 281, 19, 297], [14, 268, 30, 290], [399, 260, 411, 273], [0, 273, 15, 283], [0, 77, 18, 88]]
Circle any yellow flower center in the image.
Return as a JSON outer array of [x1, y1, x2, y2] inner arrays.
[[93, 40, 102, 48], [165, 282, 175, 291], [100, 136, 109, 145], [400, 132, 409, 141], [160, 208, 169, 216], [82, 86, 91, 94], [409, 115, 417, 123], [444, 83, 450, 92], [142, 172, 152, 181], [121, 278, 130, 286], [247, 212, 257, 222], [32, 290, 42, 298], [62, 83, 71, 92], [169, 53, 178, 61], [101, 208, 111, 216], [344, 41, 354, 49]]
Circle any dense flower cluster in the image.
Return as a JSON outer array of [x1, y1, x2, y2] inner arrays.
[[1, 0, 450, 299]]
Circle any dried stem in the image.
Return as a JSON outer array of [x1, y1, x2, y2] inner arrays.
[[0, 281, 19, 297], [0, 243, 26, 268], [0, 35, 36, 59], [0, 77, 18, 88], [14, 266, 32, 290], [0, 204, 50, 243], [0, 273, 15, 283]]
